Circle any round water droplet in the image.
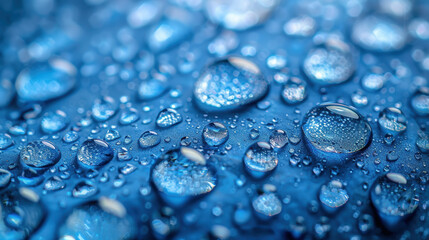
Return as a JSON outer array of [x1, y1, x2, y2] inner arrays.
[[139, 130, 161, 148], [119, 107, 139, 125], [352, 16, 407, 52], [303, 39, 355, 85], [378, 107, 407, 139], [0, 133, 14, 150], [156, 108, 183, 128], [370, 173, 419, 231], [92, 96, 118, 122], [269, 129, 288, 149], [203, 122, 229, 146], [138, 73, 169, 101], [318, 180, 349, 213], [0, 188, 45, 240], [361, 73, 385, 92], [204, 0, 279, 30], [194, 57, 269, 112], [0, 79, 14, 108], [302, 103, 372, 161], [20, 140, 61, 169], [0, 169, 12, 188], [15, 58, 76, 102], [40, 110, 69, 134], [151, 147, 217, 207], [252, 193, 282, 220], [58, 198, 137, 239], [281, 77, 307, 105], [410, 87, 429, 116], [72, 181, 98, 198], [63, 131, 79, 143], [77, 139, 114, 168], [243, 142, 278, 179]]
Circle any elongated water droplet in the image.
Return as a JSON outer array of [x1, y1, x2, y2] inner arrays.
[[92, 96, 118, 122], [0, 133, 14, 150], [20, 140, 61, 169], [138, 73, 169, 101], [156, 108, 182, 128], [77, 139, 114, 168], [139, 131, 161, 148], [40, 110, 69, 134]]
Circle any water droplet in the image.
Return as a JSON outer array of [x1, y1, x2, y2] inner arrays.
[[0, 169, 12, 188], [20, 140, 61, 169], [243, 142, 278, 179], [105, 129, 120, 141], [281, 77, 307, 105], [205, 0, 279, 30], [0, 188, 45, 239], [63, 131, 79, 143], [72, 181, 98, 198], [378, 107, 407, 142], [194, 57, 269, 112], [77, 139, 114, 168], [16, 58, 76, 102], [156, 108, 183, 128], [127, 0, 162, 28], [319, 180, 349, 213], [44, 176, 65, 191], [0, 79, 14, 108], [416, 131, 429, 153], [40, 110, 69, 134], [361, 73, 385, 92], [303, 39, 355, 85], [119, 107, 140, 125], [358, 214, 374, 234], [138, 73, 169, 101], [151, 147, 217, 207], [370, 173, 419, 231], [351, 92, 369, 108], [203, 122, 229, 146], [58, 198, 137, 239], [266, 54, 287, 70], [92, 96, 118, 122], [269, 129, 288, 149], [352, 16, 407, 52], [0, 133, 14, 150], [139, 131, 161, 148], [148, 17, 192, 53], [410, 87, 429, 116], [283, 16, 316, 37], [252, 193, 282, 220], [302, 103, 372, 161]]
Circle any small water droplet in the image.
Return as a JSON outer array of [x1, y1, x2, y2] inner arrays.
[[77, 139, 114, 168]]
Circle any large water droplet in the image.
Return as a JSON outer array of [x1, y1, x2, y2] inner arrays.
[[204, 0, 279, 30], [20, 140, 61, 169], [156, 108, 183, 128], [243, 142, 278, 179], [194, 57, 269, 112], [151, 147, 217, 207], [15, 58, 76, 102], [352, 15, 407, 52], [303, 39, 355, 85], [318, 180, 349, 214], [410, 87, 429, 116], [138, 73, 169, 101], [302, 103, 372, 161], [92, 96, 118, 122], [40, 110, 69, 134], [58, 198, 137, 239], [139, 130, 161, 148], [203, 122, 229, 146], [77, 139, 114, 168], [0, 188, 45, 240], [370, 173, 419, 231], [0, 133, 14, 150]]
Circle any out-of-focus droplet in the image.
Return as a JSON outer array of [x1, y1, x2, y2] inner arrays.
[[119, 107, 139, 125], [20, 140, 61, 169], [283, 16, 316, 37], [252, 193, 282, 220], [0, 79, 14, 108], [319, 180, 349, 214], [138, 73, 169, 101], [361, 73, 386, 92], [243, 142, 278, 179], [0, 169, 12, 188], [40, 110, 69, 134], [0, 133, 14, 150], [92, 96, 118, 122], [410, 87, 429, 116]]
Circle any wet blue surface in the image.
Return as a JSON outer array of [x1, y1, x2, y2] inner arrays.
[[0, 0, 428, 239]]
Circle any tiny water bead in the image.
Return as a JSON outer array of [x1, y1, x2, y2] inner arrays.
[[92, 96, 118, 122], [302, 103, 372, 161], [243, 142, 278, 179], [410, 87, 429, 116], [58, 198, 137, 240], [0, 188, 45, 240], [281, 77, 308, 105], [0, 133, 14, 150], [204, 0, 279, 31], [303, 39, 355, 85], [370, 173, 419, 231], [203, 122, 229, 146], [352, 15, 407, 52], [20, 140, 61, 169], [151, 147, 217, 207], [193, 57, 269, 112], [139, 130, 161, 148], [318, 180, 349, 214], [252, 193, 282, 220], [40, 110, 69, 134], [269, 129, 288, 149], [156, 108, 183, 128], [77, 139, 114, 168], [378, 107, 407, 142], [15, 58, 76, 102], [138, 73, 169, 101]]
